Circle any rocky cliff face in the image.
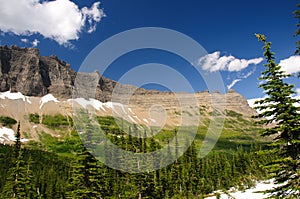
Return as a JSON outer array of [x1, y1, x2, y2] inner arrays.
[[0, 45, 256, 117], [0, 45, 75, 97], [0, 45, 131, 101]]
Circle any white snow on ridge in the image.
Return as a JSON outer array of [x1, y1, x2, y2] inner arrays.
[[68, 98, 93, 109], [104, 102, 127, 114], [69, 98, 128, 114], [0, 127, 28, 143], [40, 94, 59, 109], [68, 98, 106, 111], [89, 98, 106, 111], [0, 91, 31, 104]]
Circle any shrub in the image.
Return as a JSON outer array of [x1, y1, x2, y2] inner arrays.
[[226, 110, 242, 118], [0, 116, 17, 127], [29, 113, 40, 124], [42, 114, 73, 128]]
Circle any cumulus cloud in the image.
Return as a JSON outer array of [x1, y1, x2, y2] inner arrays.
[[32, 39, 39, 47], [197, 52, 263, 72], [279, 55, 300, 74], [0, 0, 105, 45]]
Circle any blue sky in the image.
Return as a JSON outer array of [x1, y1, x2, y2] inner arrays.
[[0, 0, 299, 99]]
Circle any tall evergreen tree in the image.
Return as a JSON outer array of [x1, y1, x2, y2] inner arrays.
[[2, 122, 36, 199], [294, 3, 300, 55], [254, 34, 300, 198], [66, 144, 104, 199]]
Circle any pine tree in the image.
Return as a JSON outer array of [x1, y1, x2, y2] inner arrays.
[[294, 3, 300, 78], [294, 3, 300, 55], [66, 144, 103, 199], [254, 34, 300, 198], [2, 122, 36, 199]]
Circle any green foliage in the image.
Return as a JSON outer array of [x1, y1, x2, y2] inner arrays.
[[66, 144, 105, 199], [0, 114, 276, 198], [0, 115, 274, 198], [38, 130, 82, 157], [294, 3, 300, 55], [0, 116, 17, 127], [254, 34, 300, 197], [0, 145, 70, 198], [29, 113, 39, 124], [42, 114, 73, 128], [225, 110, 243, 118], [1, 122, 37, 198]]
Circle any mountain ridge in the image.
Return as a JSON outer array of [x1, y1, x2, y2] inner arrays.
[[0, 45, 256, 126], [0, 45, 259, 144], [0, 45, 250, 102]]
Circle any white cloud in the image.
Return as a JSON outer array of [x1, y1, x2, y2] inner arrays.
[[226, 65, 257, 90], [227, 79, 241, 90], [0, 0, 105, 45], [32, 39, 39, 47], [197, 51, 263, 72], [21, 38, 28, 43], [81, 2, 103, 33], [241, 67, 256, 78], [279, 55, 300, 75]]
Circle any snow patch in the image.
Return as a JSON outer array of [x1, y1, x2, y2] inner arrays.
[[0, 91, 31, 104], [68, 98, 106, 111], [40, 94, 59, 109], [0, 127, 28, 143], [143, 118, 149, 123], [0, 127, 15, 142], [128, 115, 137, 123], [150, 118, 157, 123], [89, 98, 106, 111], [104, 102, 127, 114], [205, 179, 278, 199], [133, 115, 141, 122], [128, 108, 135, 115], [69, 98, 92, 109]]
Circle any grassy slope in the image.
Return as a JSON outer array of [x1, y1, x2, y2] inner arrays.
[[20, 109, 268, 157]]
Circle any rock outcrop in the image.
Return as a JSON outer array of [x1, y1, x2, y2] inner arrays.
[[0, 45, 134, 101], [0, 45, 75, 97]]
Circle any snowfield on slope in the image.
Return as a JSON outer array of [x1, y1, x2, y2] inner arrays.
[[205, 179, 279, 199], [0, 127, 28, 143], [0, 91, 32, 103], [40, 94, 59, 109]]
